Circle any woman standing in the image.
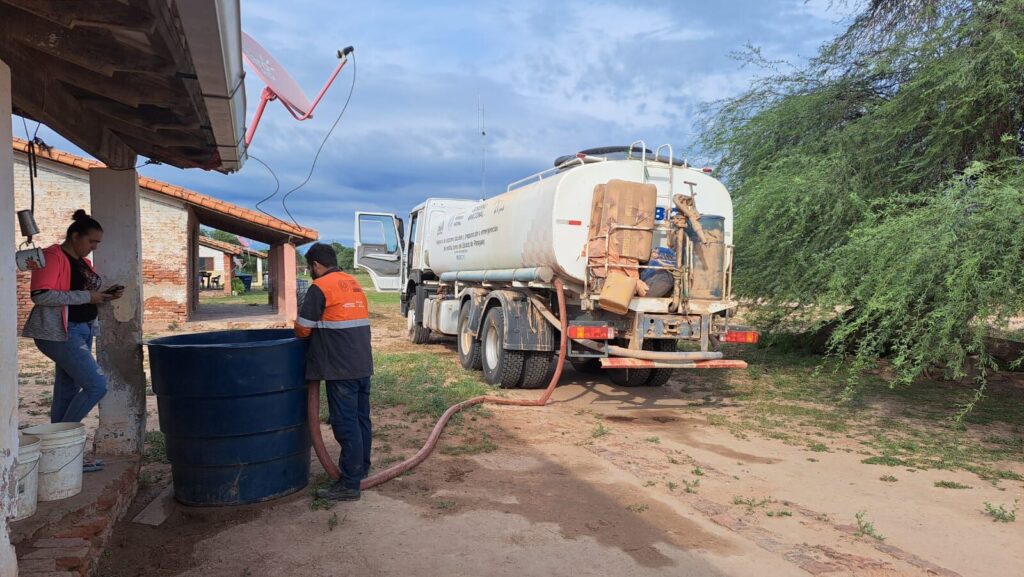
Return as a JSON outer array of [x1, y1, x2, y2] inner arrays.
[[22, 210, 123, 444]]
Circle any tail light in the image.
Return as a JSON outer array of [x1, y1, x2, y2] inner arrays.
[[568, 325, 616, 340], [722, 330, 759, 344]]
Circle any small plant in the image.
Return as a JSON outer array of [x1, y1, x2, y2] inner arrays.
[[592, 423, 611, 438], [625, 503, 649, 514], [434, 500, 456, 510], [879, 475, 898, 483], [645, 436, 661, 444], [807, 442, 829, 452], [644, 480, 657, 487], [691, 466, 704, 477], [854, 510, 885, 540], [167, 321, 179, 331], [441, 434, 497, 455], [309, 474, 334, 511], [766, 510, 792, 517], [982, 500, 1018, 523], [666, 481, 679, 492], [327, 512, 339, 531], [683, 478, 701, 494], [138, 470, 154, 486], [143, 430, 168, 464], [667, 455, 680, 465], [934, 480, 972, 490], [733, 496, 771, 510]]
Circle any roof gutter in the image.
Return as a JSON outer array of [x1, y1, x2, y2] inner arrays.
[[175, 0, 247, 173]]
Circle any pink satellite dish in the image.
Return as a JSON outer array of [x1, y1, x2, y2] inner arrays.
[[242, 31, 312, 116], [241, 31, 353, 147]]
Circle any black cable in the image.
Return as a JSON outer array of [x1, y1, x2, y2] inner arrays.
[[21, 116, 37, 215], [281, 52, 357, 228], [107, 159, 160, 171], [249, 154, 281, 219]]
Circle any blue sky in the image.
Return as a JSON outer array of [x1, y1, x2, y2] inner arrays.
[[10, 0, 851, 245]]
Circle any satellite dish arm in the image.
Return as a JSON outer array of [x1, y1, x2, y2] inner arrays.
[[244, 46, 354, 147], [283, 46, 354, 122]]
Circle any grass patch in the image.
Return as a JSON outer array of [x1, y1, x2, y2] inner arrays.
[[982, 499, 1018, 522], [683, 478, 701, 494], [692, 466, 704, 476], [625, 503, 649, 514], [666, 481, 678, 492], [441, 433, 497, 455], [433, 500, 456, 510], [879, 475, 898, 482], [733, 496, 772, 512], [327, 512, 340, 531], [644, 436, 661, 444], [318, 352, 492, 423], [861, 455, 912, 467], [143, 431, 167, 464], [934, 480, 972, 490], [592, 423, 611, 438], [807, 441, 830, 452]]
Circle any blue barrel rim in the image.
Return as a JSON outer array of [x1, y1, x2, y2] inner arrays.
[[146, 328, 299, 349]]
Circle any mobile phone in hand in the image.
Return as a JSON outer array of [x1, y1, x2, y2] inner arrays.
[[104, 284, 125, 295]]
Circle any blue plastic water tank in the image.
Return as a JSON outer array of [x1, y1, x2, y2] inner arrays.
[[147, 329, 310, 506]]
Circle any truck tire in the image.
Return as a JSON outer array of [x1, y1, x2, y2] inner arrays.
[[457, 302, 481, 370], [519, 352, 556, 389], [569, 357, 602, 374], [608, 365, 651, 387], [644, 340, 677, 387], [480, 307, 524, 388], [607, 339, 651, 387], [407, 309, 431, 344]]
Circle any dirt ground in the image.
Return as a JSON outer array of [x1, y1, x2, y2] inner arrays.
[[17, 301, 1024, 577]]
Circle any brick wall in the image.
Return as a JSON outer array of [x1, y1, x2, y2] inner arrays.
[[12, 153, 190, 330]]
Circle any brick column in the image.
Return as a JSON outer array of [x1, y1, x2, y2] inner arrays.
[[223, 253, 233, 295], [0, 57, 20, 577], [270, 243, 297, 319], [90, 167, 146, 455]]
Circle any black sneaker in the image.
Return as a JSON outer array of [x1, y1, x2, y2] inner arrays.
[[316, 481, 361, 502]]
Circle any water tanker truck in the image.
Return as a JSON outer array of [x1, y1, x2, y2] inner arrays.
[[354, 143, 758, 388]]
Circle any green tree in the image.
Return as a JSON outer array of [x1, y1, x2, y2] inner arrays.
[[331, 242, 355, 271], [701, 0, 1024, 402]]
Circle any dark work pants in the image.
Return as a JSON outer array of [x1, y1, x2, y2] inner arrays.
[[325, 377, 372, 490]]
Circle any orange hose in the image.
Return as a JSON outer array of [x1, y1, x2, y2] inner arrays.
[[307, 279, 568, 489], [307, 379, 341, 480]]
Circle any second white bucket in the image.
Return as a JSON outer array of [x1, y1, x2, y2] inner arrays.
[[22, 423, 86, 501], [13, 434, 41, 520]]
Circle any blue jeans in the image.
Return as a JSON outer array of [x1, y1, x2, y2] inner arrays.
[[325, 377, 372, 490], [34, 321, 108, 423]]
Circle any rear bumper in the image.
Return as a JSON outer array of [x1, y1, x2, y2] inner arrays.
[[599, 357, 748, 370]]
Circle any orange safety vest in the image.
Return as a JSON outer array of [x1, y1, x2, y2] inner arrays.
[[294, 271, 369, 338]]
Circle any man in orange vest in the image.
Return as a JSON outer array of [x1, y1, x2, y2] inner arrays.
[[295, 243, 374, 501]]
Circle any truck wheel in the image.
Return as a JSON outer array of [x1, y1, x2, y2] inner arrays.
[[457, 302, 481, 370], [569, 357, 602, 374], [480, 307, 524, 388], [607, 339, 651, 387], [644, 340, 677, 387], [407, 309, 431, 344], [608, 365, 651, 387], [519, 352, 556, 389]]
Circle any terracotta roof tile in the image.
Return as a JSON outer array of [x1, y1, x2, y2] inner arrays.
[[12, 138, 318, 243], [198, 235, 269, 258]]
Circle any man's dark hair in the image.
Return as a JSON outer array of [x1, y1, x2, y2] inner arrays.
[[305, 243, 338, 268]]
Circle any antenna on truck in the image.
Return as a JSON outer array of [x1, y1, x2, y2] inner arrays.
[[478, 95, 487, 200]]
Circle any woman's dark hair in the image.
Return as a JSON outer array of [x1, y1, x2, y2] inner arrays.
[[66, 209, 103, 240], [305, 242, 338, 268]]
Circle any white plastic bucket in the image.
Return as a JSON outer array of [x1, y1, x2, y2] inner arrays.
[[13, 434, 41, 520], [22, 423, 86, 501]]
